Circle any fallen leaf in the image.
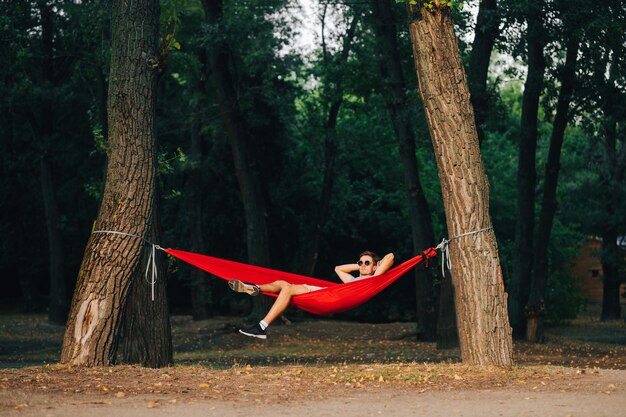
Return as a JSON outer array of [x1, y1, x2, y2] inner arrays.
[[147, 400, 159, 408], [115, 392, 125, 398]]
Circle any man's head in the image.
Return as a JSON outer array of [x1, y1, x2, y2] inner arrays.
[[358, 251, 380, 276]]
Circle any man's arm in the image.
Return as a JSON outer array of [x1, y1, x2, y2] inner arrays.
[[373, 253, 394, 276], [335, 263, 358, 283]]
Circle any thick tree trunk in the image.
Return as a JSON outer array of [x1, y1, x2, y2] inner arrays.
[[371, 0, 440, 342], [120, 216, 173, 367], [407, 4, 512, 366], [467, 0, 499, 146], [526, 39, 579, 342], [202, 0, 272, 318], [510, 0, 546, 339], [60, 0, 167, 366]]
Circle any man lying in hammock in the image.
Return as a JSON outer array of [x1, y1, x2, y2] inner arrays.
[[228, 251, 394, 339]]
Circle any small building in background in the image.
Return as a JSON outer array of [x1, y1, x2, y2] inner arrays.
[[570, 237, 626, 304]]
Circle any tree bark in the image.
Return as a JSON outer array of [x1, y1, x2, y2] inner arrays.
[[201, 0, 272, 318], [407, 4, 512, 366], [509, 0, 546, 339], [370, 0, 440, 342], [120, 213, 173, 367], [467, 0, 499, 146], [60, 0, 168, 366], [526, 38, 579, 341]]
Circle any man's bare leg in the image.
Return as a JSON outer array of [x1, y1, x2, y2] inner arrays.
[[235, 280, 309, 339], [261, 283, 309, 326]]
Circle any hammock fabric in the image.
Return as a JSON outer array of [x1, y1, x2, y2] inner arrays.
[[165, 247, 438, 315]]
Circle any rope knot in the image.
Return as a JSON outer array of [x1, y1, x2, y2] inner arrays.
[[92, 230, 163, 301], [436, 226, 493, 278]]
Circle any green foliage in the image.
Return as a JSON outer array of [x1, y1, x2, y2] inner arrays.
[[395, 0, 465, 11], [1, 0, 623, 324], [91, 127, 107, 155], [160, 0, 188, 51], [545, 270, 585, 323]]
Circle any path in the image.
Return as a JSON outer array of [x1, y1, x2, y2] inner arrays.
[[2, 369, 624, 417]]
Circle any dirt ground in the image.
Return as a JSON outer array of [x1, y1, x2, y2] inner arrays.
[[0, 369, 624, 417], [1, 313, 625, 416]]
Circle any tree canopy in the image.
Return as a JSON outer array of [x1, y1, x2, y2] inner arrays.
[[1, 0, 624, 353]]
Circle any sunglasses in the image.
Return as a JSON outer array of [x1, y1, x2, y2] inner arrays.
[[357, 260, 372, 266]]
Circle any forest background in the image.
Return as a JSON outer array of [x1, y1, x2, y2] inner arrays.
[[0, 0, 624, 337]]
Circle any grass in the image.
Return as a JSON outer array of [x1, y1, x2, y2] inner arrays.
[[0, 312, 623, 403], [0, 307, 624, 370]]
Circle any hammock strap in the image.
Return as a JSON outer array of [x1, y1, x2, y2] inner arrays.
[[92, 230, 163, 301], [436, 226, 493, 278]]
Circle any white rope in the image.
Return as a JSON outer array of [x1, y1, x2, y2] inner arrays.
[[92, 230, 163, 301], [435, 226, 493, 278], [436, 237, 452, 278]]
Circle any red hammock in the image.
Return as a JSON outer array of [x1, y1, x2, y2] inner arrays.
[[165, 247, 438, 315]]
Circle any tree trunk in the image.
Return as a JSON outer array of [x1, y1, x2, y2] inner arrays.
[[601, 229, 622, 320], [510, 0, 546, 339], [187, 130, 212, 320], [407, 4, 512, 366], [37, 0, 68, 325], [527, 38, 579, 342], [187, 55, 212, 320], [599, 109, 624, 321], [40, 156, 68, 324], [467, 0, 499, 146], [120, 214, 173, 367], [60, 0, 166, 366], [371, 0, 440, 342], [436, 265, 459, 349], [202, 0, 272, 318]]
